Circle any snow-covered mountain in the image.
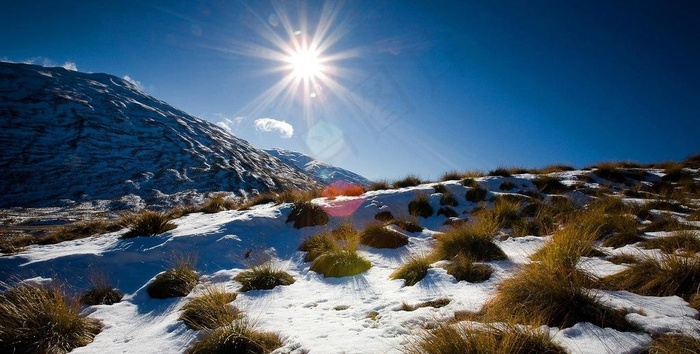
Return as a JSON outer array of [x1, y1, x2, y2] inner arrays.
[[265, 148, 372, 187], [0, 62, 320, 208]]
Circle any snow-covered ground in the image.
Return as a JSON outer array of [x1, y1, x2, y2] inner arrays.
[[3, 172, 700, 353]]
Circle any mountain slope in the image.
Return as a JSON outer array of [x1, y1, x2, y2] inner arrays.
[[265, 148, 372, 187], [0, 62, 319, 208]]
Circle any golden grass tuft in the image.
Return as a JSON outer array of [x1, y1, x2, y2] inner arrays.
[[646, 333, 700, 353], [310, 248, 371, 278], [39, 219, 123, 245], [199, 194, 238, 213], [233, 262, 295, 292], [360, 223, 409, 249], [179, 287, 238, 330], [408, 194, 434, 218], [465, 185, 488, 202], [0, 230, 34, 254], [390, 218, 424, 233], [403, 321, 566, 354], [286, 201, 329, 229], [0, 282, 102, 354], [641, 230, 700, 253], [440, 171, 465, 181], [603, 254, 700, 299], [122, 210, 177, 238], [390, 254, 433, 286], [299, 222, 360, 262], [433, 215, 505, 262], [533, 176, 570, 194], [393, 175, 422, 189], [477, 197, 522, 229], [399, 298, 450, 312], [185, 319, 281, 354], [444, 254, 493, 283], [147, 260, 199, 299], [79, 275, 123, 306]]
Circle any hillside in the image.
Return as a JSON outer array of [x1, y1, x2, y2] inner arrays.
[[2, 160, 700, 353], [0, 62, 319, 209], [265, 148, 372, 187]]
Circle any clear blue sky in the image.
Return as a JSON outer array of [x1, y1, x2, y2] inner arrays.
[[2, 1, 699, 181]]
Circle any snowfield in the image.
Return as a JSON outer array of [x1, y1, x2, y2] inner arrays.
[[3, 172, 700, 353]]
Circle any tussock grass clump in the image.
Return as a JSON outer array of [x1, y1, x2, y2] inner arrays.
[[439, 192, 458, 206], [533, 176, 570, 194], [399, 298, 450, 312], [404, 321, 566, 354], [0, 230, 34, 254], [444, 254, 493, 283], [640, 214, 695, 232], [408, 194, 434, 218], [437, 207, 458, 218], [299, 222, 360, 262], [662, 163, 692, 182], [499, 181, 516, 191], [440, 171, 464, 181], [122, 210, 177, 238], [40, 219, 123, 245], [391, 218, 424, 233], [433, 184, 448, 194], [199, 194, 237, 213], [186, 319, 281, 354], [179, 287, 238, 330], [478, 197, 522, 229], [322, 183, 365, 198], [238, 193, 277, 210], [647, 334, 700, 354], [538, 164, 575, 174], [360, 223, 409, 249], [147, 261, 199, 299], [286, 201, 329, 229], [393, 175, 422, 189], [234, 262, 295, 292], [0, 282, 102, 354], [513, 207, 555, 237], [531, 213, 600, 268], [80, 275, 123, 306], [592, 163, 634, 183], [588, 195, 630, 214], [487, 168, 512, 177], [368, 180, 390, 191], [607, 254, 639, 265], [601, 231, 644, 248], [603, 254, 700, 298], [390, 255, 433, 286], [433, 216, 505, 262], [274, 189, 321, 204], [641, 230, 700, 253], [310, 248, 371, 277], [465, 186, 488, 202], [689, 210, 700, 222], [374, 211, 394, 222], [461, 178, 478, 187]]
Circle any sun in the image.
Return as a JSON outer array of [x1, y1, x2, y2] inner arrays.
[[289, 48, 322, 80]]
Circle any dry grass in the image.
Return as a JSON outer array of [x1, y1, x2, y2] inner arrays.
[[147, 259, 199, 299], [538, 164, 575, 174], [689, 210, 700, 222], [477, 197, 522, 229], [0, 230, 34, 254], [390, 218, 424, 233], [440, 171, 465, 181], [607, 254, 639, 265], [487, 168, 512, 177], [122, 210, 177, 238], [393, 175, 422, 189], [199, 194, 237, 213], [310, 248, 371, 277], [79, 275, 123, 306], [533, 176, 570, 194], [433, 216, 505, 262], [360, 223, 409, 249], [530, 212, 600, 269], [0, 282, 102, 354], [444, 254, 493, 283], [390, 254, 433, 286], [588, 195, 631, 215], [368, 180, 390, 191], [439, 191, 459, 207], [179, 286, 238, 330], [185, 319, 281, 354], [233, 262, 295, 292], [646, 334, 700, 354], [322, 183, 365, 198], [408, 194, 434, 218], [465, 185, 488, 202], [399, 298, 450, 312], [300, 223, 371, 277], [299, 222, 360, 262], [641, 230, 700, 253], [403, 321, 566, 354], [603, 254, 700, 298], [39, 219, 123, 244], [286, 201, 329, 229]]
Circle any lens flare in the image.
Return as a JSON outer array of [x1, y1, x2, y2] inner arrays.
[[289, 48, 322, 80]]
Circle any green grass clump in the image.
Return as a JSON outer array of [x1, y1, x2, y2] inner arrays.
[[185, 319, 281, 354], [147, 261, 199, 299], [408, 194, 434, 218], [465, 186, 488, 202], [199, 194, 237, 213], [390, 255, 432, 286], [444, 254, 493, 283], [310, 248, 371, 277], [79, 276, 123, 306], [603, 254, 700, 299], [393, 175, 422, 189], [641, 230, 700, 253], [286, 201, 329, 229], [433, 216, 505, 262], [404, 321, 566, 354], [0, 282, 102, 354], [179, 287, 238, 330], [122, 210, 177, 238], [233, 262, 295, 292], [360, 223, 409, 249]]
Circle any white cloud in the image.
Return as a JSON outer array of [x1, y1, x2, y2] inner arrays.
[[217, 115, 245, 134], [122, 75, 144, 90], [254, 118, 294, 138]]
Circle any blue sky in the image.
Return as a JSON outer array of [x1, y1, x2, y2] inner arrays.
[[2, 1, 699, 181]]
